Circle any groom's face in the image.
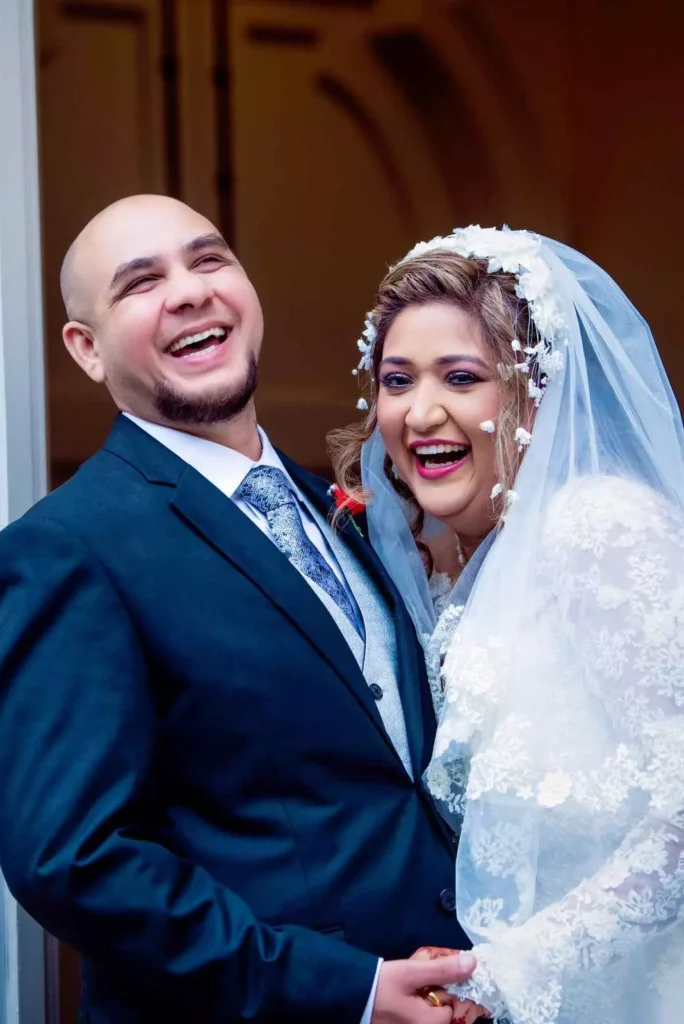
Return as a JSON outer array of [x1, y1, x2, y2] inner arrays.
[[63, 197, 264, 427]]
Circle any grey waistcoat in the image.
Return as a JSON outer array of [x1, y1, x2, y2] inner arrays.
[[301, 498, 413, 779]]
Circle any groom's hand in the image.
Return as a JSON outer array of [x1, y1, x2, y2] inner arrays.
[[371, 952, 476, 1023], [410, 947, 490, 1023]]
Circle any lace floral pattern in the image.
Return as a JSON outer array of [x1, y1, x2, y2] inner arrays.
[[429, 477, 684, 1023], [424, 572, 463, 718]]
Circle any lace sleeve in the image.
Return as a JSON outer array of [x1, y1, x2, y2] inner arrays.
[[449, 478, 684, 1024], [456, 813, 684, 1022]]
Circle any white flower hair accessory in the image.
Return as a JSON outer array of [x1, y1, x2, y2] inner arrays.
[[354, 225, 568, 412], [356, 315, 376, 374]]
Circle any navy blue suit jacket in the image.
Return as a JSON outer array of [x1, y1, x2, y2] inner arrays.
[[0, 415, 466, 1023]]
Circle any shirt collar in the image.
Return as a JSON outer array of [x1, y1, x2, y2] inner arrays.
[[124, 413, 302, 501]]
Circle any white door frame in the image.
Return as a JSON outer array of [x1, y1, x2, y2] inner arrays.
[[0, 0, 49, 1021]]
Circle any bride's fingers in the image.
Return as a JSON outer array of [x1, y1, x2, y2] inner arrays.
[[451, 1001, 490, 1024], [411, 946, 462, 961], [464, 1008, 490, 1024]]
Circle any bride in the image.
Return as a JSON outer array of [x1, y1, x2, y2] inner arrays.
[[330, 227, 684, 1024]]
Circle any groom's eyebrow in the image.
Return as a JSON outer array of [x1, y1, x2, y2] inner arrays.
[[109, 256, 160, 292], [183, 232, 231, 255]]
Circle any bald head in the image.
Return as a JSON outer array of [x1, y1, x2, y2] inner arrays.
[[59, 234, 87, 322], [60, 194, 218, 322]]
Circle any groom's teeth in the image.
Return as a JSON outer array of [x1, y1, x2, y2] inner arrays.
[[169, 326, 226, 354]]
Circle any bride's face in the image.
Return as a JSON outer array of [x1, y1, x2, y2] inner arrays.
[[376, 301, 501, 539]]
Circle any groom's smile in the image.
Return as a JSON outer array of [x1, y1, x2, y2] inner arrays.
[[166, 323, 232, 361]]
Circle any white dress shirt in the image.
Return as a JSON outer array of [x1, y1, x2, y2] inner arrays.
[[125, 415, 382, 1021]]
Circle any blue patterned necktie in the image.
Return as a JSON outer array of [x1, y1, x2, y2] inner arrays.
[[238, 465, 364, 638]]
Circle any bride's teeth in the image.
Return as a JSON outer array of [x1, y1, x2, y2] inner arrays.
[[414, 443, 467, 456]]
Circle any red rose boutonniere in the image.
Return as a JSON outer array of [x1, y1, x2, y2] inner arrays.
[[329, 484, 365, 516], [328, 484, 365, 536]]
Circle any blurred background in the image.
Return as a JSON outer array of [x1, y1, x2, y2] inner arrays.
[[36, 0, 683, 1016]]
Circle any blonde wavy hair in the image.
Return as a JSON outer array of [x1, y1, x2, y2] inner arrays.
[[328, 250, 537, 553]]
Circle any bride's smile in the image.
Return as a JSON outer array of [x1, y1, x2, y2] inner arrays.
[[410, 438, 471, 480]]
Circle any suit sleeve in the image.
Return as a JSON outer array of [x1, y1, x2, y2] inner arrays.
[[0, 515, 377, 1022]]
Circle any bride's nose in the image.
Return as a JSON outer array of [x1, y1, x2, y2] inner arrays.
[[404, 384, 449, 433]]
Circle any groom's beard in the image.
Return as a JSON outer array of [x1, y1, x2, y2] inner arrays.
[[153, 354, 258, 425]]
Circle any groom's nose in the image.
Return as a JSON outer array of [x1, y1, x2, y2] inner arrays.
[[165, 265, 213, 312]]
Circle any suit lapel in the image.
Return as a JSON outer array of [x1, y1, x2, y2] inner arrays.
[[173, 471, 402, 744], [281, 455, 432, 779], [103, 416, 394, 754]]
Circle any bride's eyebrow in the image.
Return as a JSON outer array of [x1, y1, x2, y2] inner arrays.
[[379, 356, 412, 367], [434, 354, 489, 370], [379, 354, 490, 370]]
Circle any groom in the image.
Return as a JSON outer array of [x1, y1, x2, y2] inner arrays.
[[0, 195, 474, 1023]]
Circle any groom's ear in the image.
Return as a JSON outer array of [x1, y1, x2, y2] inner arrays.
[[63, 321, 106, 384]]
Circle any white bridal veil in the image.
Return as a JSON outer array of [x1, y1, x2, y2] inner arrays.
[[360, 230, 684, 1023]]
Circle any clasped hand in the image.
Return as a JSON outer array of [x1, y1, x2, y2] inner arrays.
[[371, 946, 489, 1024]]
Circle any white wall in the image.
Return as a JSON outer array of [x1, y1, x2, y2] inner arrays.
[[0, 0, 47, 524], [0, 0, 48, 1019]]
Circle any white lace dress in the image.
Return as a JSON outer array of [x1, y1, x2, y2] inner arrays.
[[425, 478, 684, 1024]]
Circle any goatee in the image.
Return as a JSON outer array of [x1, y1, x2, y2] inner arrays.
[[153, 354, 258, 425]]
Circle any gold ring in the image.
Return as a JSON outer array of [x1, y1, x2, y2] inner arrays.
[[423, 988, 444, 1008]]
